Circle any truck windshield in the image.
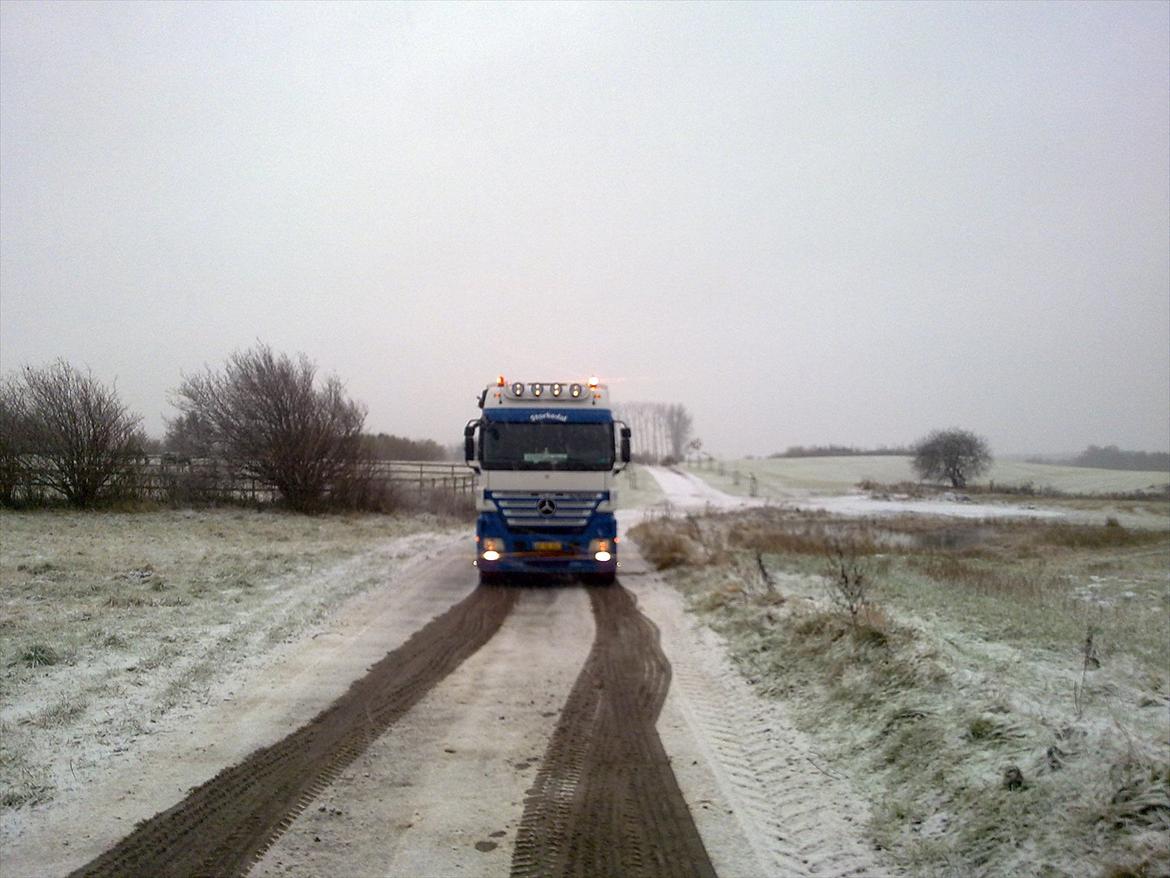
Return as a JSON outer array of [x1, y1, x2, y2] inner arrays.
[[480, 422, 615, 471]]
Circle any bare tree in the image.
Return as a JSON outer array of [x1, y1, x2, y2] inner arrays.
[[172, 345, 366, 511], [0, 375, 29, 504], [4, 361, 143, 507], [163, 410, 217, 458], [664, 403, 694, 460], [912, 428, 992, 489], [614, 401, 695, 463]]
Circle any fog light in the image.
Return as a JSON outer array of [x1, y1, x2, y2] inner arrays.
[[594, 551, 611, 562], [482, 550, 500, 562]]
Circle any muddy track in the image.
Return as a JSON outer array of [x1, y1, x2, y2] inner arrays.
[[69, 585, 518, 878], [512, 585, 716, 878]]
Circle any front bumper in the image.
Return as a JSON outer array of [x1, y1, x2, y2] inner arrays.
[[475, 511, 617, 575]]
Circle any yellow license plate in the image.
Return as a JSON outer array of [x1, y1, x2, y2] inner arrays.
[[534, 541, 563, 551]]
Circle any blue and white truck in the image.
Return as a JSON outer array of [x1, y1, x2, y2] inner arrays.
[[464, 376, 631, 585]]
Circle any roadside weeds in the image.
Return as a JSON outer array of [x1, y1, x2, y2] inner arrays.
[[631, 509, 1170, 878]]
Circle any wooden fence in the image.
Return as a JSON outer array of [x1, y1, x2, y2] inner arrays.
[[5, 457, 475, 505]]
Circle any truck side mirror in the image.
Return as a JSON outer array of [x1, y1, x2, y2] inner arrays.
[[464, 423, 477, 462], [620, 427, 631, 464]]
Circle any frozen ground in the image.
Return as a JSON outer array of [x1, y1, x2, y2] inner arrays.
[[2, 503, 890, 878], [683, 455, 1170, 498], [640, 465, 1087, 523], [631, 477, 1170, 876]]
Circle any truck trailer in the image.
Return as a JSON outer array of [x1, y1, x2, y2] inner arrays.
[[464, 376, 631, 585]]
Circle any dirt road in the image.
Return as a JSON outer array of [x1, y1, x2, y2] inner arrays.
[[10, 477, 890, 877]]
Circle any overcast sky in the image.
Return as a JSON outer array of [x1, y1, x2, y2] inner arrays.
[[2, 1, 1167, 458]]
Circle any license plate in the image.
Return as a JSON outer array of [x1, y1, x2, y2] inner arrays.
[[534, 541, 563, 551]]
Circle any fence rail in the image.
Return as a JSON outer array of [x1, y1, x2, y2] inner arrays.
[[5, 457, 475, 504]]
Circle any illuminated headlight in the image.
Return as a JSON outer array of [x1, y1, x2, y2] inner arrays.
[[589, 539, 612, 562], [531, 383, 542, 397], [570, 383, 582, 398], [482, 538, 502, 562], [511, 382, 524, 396], [551, 383, 563, 397]]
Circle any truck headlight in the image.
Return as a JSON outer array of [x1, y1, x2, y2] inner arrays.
[[481, 538, 502, 561], [589, 539, 612, 562]]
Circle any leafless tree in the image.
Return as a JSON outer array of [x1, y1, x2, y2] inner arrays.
[[4, 361, 143, 507], [172, 345, 366, 511], [0, 375, 29, 504], [664, 403, 694, 460], [912, 428, 992, 489], [163, 410, 217, 458], [614, 401, 695, 463]]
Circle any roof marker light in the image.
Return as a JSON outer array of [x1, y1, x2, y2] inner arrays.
[[588, 376, 599, 389], [497, 375, 506, 387]]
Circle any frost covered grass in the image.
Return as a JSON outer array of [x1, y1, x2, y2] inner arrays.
[[684, 456, 1170, 501], [632, 508, 1170, 877], [0, 508, 459, 811], [614, 464, 667, 510]]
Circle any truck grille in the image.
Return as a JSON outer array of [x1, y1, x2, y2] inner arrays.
[[488, 491, 606, 531]]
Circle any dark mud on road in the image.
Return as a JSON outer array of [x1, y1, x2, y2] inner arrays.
[[70, 585, 518, 878], [70, 580, 714, 878], [512, 585, 716, 878]]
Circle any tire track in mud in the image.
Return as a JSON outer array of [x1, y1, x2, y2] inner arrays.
[[512, 585, 716, 878], [630, 564, 899, 878], [69, 585, 518, 878]]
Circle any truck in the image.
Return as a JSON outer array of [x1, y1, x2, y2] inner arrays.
[[464, 376, 631, 585]]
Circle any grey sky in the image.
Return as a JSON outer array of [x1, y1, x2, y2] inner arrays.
[[2, 1, 1167, 458]]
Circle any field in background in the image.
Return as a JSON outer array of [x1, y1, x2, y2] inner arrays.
[[0, 510, 459, 812], [614, 464, 666, 510], [684, 456, 1170, 498], [630, 508, 1170, 877]]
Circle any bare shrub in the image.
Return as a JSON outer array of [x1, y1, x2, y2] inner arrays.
[[2, 361, 143, 507], [172, 345, 365, 512], [824, 540, 873, 629]]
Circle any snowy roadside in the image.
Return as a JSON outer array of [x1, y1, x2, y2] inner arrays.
[[628, 477, 1170, 877], [0, 509, 466, 868]]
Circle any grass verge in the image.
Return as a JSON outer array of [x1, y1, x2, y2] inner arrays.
[[631, 509, 1170, 877]]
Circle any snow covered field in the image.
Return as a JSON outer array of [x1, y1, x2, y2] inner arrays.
[[0, 510, 461, 817], [633, 468, 1170, 877], [684, 455, 1170, 498]]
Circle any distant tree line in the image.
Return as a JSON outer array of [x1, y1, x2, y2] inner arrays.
[[613, 402, 695, 464], [359, 433, 449, 461], [1, 346, 458, 511], [770, 444, 911, 458], [1027, 445, 1170, 473]]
